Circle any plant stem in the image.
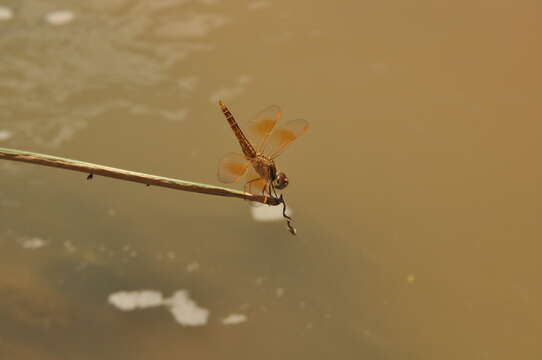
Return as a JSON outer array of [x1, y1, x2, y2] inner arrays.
[[0, 147, 280, 205]]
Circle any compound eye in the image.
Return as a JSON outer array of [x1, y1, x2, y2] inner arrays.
[[274, 172, 289, 189]]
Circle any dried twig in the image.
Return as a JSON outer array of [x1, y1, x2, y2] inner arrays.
[[0, 147, 281, 206]]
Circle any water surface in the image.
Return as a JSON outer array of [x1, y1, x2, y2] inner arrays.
[[1, 0, 541, 358]]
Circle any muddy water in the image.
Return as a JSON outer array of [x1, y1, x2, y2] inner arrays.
[[1, 0, 541, 359]]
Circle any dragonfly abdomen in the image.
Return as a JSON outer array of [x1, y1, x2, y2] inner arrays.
[[219, 100, 256, 158]]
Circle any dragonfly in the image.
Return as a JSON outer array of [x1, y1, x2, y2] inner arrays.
[[217, 100, 309, 203]]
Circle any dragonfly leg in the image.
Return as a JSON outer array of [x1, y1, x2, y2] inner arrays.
[[270, 183, 279, 198], [245, 178, 272, 204]]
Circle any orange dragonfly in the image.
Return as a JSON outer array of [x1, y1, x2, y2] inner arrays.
[[217, 100, 309, 202]]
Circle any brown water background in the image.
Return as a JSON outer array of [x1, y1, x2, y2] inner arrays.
[[1, 0, 541, 359]]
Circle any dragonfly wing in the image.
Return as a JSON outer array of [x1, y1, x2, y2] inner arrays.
[[247, 105, 282, 152], [217, 152, 249, 183], [244, 166, 269, 196], [265, 119, 309, 159]]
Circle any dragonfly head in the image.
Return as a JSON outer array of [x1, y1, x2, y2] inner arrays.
[[273, 172, 289, 190]]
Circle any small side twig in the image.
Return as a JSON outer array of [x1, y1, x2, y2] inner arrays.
[[0, 147, 280, 206], [279, 194, 297, 235]]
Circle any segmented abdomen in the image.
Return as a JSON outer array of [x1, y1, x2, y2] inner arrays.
[[219, 101, 256, 158]]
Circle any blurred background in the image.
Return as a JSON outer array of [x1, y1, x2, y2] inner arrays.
[[1, 0, 541, 358]]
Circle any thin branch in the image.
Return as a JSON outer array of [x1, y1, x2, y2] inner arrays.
[[0, 147, 281, 206]]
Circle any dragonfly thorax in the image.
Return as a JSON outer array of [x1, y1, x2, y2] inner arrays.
[[251, 154, 276, 181], [251, 154, 289, 191]]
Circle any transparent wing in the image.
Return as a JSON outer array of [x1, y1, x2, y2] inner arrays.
[[244, 166, 269, 196], [265, 119, 309, 159], [217, 152, 249, 183], [247, 105, 282, 153]]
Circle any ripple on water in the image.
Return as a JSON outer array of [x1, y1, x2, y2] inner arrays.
[[0, 3, 230, 147]]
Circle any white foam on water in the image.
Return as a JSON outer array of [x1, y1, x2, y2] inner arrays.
[[0, 6, 13, 21], [45, 10, 75, 26], [108, 290, 164, 311], [222, 313, 247, 325], [108, 289, 209, 326], [250, 203, 293, 222], [18, 237, 48, 250], [0, 130, 13, 142], [163, 290, 209, 326]]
